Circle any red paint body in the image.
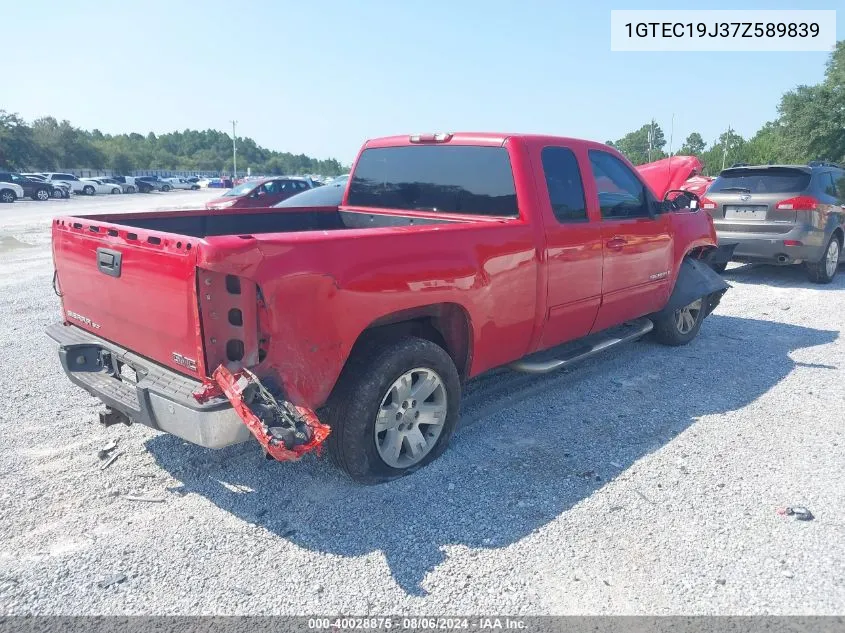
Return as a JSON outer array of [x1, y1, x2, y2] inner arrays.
[[51, 133, 718, 411]]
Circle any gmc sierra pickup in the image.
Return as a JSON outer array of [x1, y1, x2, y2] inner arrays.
[[48, 132, 731, 483]]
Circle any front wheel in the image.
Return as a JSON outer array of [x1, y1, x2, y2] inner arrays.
[[33, 188, 51, 201], [126, 186, 136, 194], [652, 297, 705, 346], [805, 236, 840, 284], [161, 184, 171, 192], [111, 187, 121, 194], [324, 336, 461, 484], [83, 185, 95, 196], [0, 189, 16, 203]]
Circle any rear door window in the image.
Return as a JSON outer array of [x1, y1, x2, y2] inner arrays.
[[709, 168, 811, 194], [821, 172, 838, 197], [347, 145, 518, 216], [541, 147, 587, 223]]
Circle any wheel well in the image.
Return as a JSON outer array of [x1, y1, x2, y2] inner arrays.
[[832, 227, 843, 247], [352, 304, 472, 379]]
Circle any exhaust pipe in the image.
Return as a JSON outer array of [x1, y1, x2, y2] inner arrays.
[[776, 254, 790, 264]]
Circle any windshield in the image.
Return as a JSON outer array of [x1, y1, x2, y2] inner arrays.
[[710, 168, 811, 194], [273, 180, 347, 207], [223, 182, 258, 197]]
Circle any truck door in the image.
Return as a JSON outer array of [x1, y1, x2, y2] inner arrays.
[[534, 145, 603, 349], [587, 149, 672, 332]]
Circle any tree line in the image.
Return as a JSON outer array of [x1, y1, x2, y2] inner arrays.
[[0, 116, 347, 177], [607, 40, 844, 175]]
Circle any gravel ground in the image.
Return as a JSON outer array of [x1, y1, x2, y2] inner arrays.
[[0, 191, 842, 615]]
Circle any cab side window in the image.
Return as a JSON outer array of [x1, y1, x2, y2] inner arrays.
[[588, 150, 650, 219], [541, 147, 587, 223]]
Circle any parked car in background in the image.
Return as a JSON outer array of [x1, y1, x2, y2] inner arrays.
[[80, 178, 122, 195], [0, 172, 55, 201], [136, 176, 171, 192], [272, 174, 348, 208], [701, 161, 845, 282], [205, 176, 313, 209], [23, 173, 71, 198], [163, 177, 201, 190], [109, 176, 137, 193], [42, 173, 87, 195], [0, 181, 24, 203]]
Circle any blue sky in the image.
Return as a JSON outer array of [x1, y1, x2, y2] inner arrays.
[[5, 0, 842, 164]]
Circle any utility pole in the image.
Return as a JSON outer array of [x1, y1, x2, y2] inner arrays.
[[230, 120, 238, 179], [721, 124, 731, 171]]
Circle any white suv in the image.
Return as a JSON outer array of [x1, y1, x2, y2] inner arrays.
[[0, 181, 25, 203], [43, 173, 87, 195]]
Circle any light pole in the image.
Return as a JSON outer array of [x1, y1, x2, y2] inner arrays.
[[231, 120, 238, 179]]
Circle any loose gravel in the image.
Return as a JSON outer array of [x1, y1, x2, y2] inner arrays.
[[0, 191, 842, 615]]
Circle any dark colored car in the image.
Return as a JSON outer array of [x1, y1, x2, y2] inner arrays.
[[0, 172, 55, 201], [273, 175, 348, 208], [206, 176, 312, 209], [702, 161, 845, 282], [136, 176, 172, 192]]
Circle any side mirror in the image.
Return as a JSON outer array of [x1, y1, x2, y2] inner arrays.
[[662, 189, 700, 212]]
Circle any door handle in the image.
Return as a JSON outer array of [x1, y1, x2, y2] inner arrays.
[[606, 236, 627, 250]]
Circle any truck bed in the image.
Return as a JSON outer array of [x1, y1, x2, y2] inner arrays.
[[77, 206, 462, 238]]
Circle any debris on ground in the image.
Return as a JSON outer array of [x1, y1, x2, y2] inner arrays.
[[96, 439, 119, 460], [99, 451, 122, 471], [123, 495, 166, 503], [778, 506, 814, 521], [97, 573, 127, 588]]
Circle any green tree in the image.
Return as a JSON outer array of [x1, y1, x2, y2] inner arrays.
[[679, 132, 706, 155], [612, 120, 666, 165]]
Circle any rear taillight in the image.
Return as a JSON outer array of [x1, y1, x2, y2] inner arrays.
[[700, 197, 718, 210], [775, 196, 818, 210], [197, 270, 260, 374]]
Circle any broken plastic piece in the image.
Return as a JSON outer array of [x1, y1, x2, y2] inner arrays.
[[778, 506, 815, 521], [211, 365, 331, 462]]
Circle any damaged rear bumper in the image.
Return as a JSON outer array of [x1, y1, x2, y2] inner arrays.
[[46, 323, 329, 458]]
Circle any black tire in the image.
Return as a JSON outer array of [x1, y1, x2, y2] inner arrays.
[[805, 234, 841, 284], [161, 184, 172, 192], [50, 188, 63, 199], [324, 336, 461, 484], [127, 186, 136, 194], [652, 297, 706, 346], [111, 187, 121, 194], [0, 189, 16, 203], [710, 262, 728, 274], [32, 188, 51, 201], [83, 185, 95, 196], [191, 185, 199, 190]]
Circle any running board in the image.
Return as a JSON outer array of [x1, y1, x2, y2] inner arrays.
[[510, 318, 654, 374]]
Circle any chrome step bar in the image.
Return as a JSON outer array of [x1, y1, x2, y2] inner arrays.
[[510, 318, 654, 374]]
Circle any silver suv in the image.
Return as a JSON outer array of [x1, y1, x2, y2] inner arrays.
[[703, 161, 845, 283]]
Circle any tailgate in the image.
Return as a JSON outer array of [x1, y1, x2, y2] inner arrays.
[[52, 217, 206, 377]]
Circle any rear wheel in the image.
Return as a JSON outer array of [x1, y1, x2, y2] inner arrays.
[[805, 235, 840, 284], [111, 187, 121, 194], [324, 336, 461, 484], [0, 189, 16, 203], [83, 185, 95, 196], [652, 297, 705, 346], [161, 184, 172, 192], [33, 188, 51, 201], [126, 186, 136, 194]]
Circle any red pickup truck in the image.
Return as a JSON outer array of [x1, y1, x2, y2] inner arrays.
[[48, 133, 731, 483]]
